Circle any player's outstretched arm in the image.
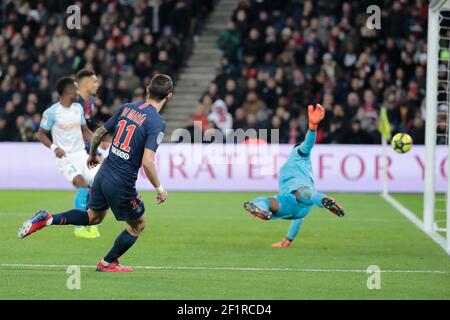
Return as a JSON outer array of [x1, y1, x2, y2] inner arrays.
[[87, 125, 108, 168], [272, 219, 304, 248], [142, 149, 168, 204], [297, 104, 325, 156], [287, 218, 304, 241]]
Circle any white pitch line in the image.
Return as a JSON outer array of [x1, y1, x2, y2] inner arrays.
[[381, 193, 449, 256], [0, 263, 448, 274]]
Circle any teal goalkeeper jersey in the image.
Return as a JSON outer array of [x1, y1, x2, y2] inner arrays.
[[278, 131, 316, 194]]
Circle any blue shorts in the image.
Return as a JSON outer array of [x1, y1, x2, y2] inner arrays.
[[272, 192, 313, 220], [88, 171, 145, 221]]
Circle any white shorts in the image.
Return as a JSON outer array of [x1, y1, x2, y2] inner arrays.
[[56, 150, 99, 187]]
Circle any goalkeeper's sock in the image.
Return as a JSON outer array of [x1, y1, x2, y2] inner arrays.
[[74, 188, 89, 210], [103, 230, 138, 263], [287, 218, 304, 240], [311, 192, 326, 208], [252, 197, 270, 211], [50, 209, 90, 225]]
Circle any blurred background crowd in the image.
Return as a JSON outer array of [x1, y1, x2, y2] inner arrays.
[[0, 0, 438, 144], [186, 0, 430, 144], [0, 0, 213, 141]]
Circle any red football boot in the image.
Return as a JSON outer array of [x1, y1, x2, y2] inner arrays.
[[321, 197, 345, 217], [18, 210, 52, 238], [243, 201, 273, 221], [96, 260, 134, 273]]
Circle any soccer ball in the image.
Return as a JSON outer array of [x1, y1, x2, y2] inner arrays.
[[391, 133, 413, 153]]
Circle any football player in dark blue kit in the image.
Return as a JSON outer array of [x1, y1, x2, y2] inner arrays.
[[74, 68, 101, 239], [76, 69, 99, 129], [18, 74, 173, 272]]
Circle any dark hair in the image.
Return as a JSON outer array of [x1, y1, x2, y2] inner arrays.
[[148, 74, 173, 101], [56, 77, 76, 96], [76, 68, 96, 80]]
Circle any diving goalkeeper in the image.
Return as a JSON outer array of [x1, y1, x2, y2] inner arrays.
[[243, 104, 345, 248]]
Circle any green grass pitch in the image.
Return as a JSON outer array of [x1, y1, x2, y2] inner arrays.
[[0, 190, 449, 300]]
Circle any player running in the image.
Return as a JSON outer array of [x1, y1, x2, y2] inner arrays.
[[76, 68, 100, 130], [243, 104, 345, 248], [18, 74, 173, 273], [72, 68, 101, 238], [37, 76, 99, 239]]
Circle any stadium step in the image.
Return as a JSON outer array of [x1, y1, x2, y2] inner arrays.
[[174, 86, 207, 94], [163, 114, 192, 123], [196, 35, 217, 43], [166, 97, 199, 107], [188, 56, 222, 65], [167, 97, 199, 105], [169, 92, 202, 101], [191, 52, 222, 60], [166, 120, 188, 128], [182, 66, 216, 74], [166, 122, 188, 132], [202, 29, 223, 38], [179, 73, 216, 81], [165, 114, 195, 122], [195, 41, 217, 50], [164, 102, 196, 113], [204, 24, 227, 31], [188, 58, 222, 67], [167, 101, 199, 109], [165, 0, 236, 141], [182, 56, 216, 65], [189, 46, 221, 54], [166, 122, 190, 131], [175, 79, 212, 88]]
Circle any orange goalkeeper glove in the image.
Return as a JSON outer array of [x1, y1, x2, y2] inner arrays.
[[308, 104, 325, 131]]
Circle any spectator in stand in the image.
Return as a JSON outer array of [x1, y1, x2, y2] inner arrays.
[[0, 0, 214, 141], [185, 0, 431, 145], [241, 91, 265, 114], [216, 21, 241, 64], [409, 111, 425, 144], [207, 99, 233, 136], [343, 120, 373, 144]]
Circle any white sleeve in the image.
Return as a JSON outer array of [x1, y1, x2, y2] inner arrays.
[[40, 106, 56, 131]]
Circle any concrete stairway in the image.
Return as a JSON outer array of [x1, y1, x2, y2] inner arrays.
[[162, 0, 236, 142]]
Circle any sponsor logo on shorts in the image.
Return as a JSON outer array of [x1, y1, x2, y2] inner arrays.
[[111, 145, 130, 160]]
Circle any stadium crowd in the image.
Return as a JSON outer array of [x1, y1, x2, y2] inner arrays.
[[185, 0, 430, 144], [0, 0, 214, 141]]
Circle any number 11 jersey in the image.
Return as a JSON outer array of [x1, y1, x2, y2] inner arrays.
[[102, 101, 166, 186]]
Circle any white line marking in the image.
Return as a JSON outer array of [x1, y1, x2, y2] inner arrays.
[[381, 193, 450, 256], [0, 263, 448, 274]]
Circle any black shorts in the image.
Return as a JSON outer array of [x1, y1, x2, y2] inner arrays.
[[88, 171, 145, 221]]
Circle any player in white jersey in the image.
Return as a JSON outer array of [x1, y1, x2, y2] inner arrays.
[[39, 77, 100, 239]]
